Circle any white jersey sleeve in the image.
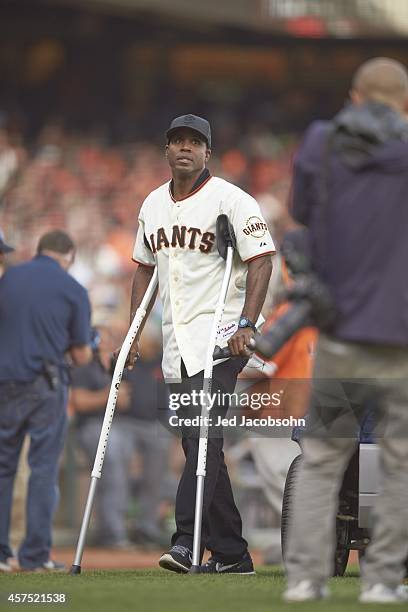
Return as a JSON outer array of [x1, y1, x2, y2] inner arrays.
[[229, 192, 275, 262], [132, 203, 155, 267]]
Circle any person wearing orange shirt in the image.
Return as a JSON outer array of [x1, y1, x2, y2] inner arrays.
[[239, 258, 317, 562]]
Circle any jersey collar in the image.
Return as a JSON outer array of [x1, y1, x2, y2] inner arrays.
[[169, 168, 211, 203]]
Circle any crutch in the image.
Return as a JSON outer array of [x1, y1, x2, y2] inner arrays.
[[70, 267, 158, 575], [189, 214, 236, 573]]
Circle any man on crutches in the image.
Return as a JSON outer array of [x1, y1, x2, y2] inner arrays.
[[130, 114, 275, 574]]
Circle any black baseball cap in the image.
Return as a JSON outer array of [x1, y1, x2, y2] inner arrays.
[[0, 229, 14, 254], [166, 114, 211, 148]]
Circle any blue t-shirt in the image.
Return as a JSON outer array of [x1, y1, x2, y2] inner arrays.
[[0, 255, 91, 381]]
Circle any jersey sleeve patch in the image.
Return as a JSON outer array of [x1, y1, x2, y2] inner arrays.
[[230, 194, 276, 262]]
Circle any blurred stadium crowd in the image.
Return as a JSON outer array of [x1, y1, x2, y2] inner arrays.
[[0, 117, 295, 324]]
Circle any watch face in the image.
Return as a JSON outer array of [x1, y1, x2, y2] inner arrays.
[[239, 317, 249, 327]]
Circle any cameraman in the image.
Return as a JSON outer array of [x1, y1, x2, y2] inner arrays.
[[284, 58, 408, 603]]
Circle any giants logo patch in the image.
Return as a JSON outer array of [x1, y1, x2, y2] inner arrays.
[[243, 216, 268, 238]]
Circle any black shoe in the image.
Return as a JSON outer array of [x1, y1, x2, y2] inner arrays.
[[196, 552, 255, 575], [159, 545, 192, 573]]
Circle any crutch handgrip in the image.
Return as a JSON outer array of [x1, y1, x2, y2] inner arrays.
[[213, 336, 257, 361], [213, 345, 231, 360]]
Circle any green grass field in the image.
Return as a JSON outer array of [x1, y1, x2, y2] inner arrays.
[[0, 567, 392, 611]]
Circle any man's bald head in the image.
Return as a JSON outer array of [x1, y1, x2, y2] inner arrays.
[[351, 57, 408, 112]]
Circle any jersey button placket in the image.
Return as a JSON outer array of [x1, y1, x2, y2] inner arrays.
[[170, 202, 183, 325], [169, 250, 181, 323]]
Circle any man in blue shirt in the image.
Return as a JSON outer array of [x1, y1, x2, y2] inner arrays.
[[284, 58, 408, 604], [0, 230, 92, 572]]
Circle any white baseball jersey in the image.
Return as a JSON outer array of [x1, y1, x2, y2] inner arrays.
[[132, 175, 275, 381]]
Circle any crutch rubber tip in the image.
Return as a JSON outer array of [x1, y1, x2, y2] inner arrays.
[[69, 564, 82, 575], [188, 565, 201, 574]]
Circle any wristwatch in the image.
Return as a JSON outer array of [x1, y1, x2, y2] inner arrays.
[[238, 316, 256, 332]]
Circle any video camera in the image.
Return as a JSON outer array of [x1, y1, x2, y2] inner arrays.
[[212, 228, 336, 363], [253, 228, 335, 359]]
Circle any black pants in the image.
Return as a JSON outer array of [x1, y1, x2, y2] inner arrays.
[[169, 358, 248, 563]]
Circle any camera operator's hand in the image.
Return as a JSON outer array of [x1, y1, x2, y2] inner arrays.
[[228, 328, 254, 357], [112, 339, 140, 371]]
